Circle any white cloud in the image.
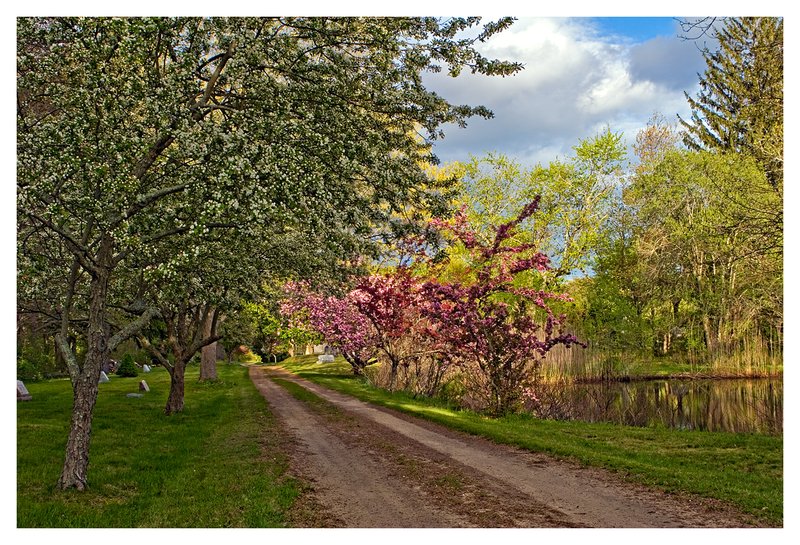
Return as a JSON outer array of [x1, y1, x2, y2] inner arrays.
[[426, 17, 705, 166]]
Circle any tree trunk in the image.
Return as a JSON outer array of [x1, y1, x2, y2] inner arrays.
[[58, 238, 112, 490], [200, 342, 218, 380], [662, 333, 670, 355], [58, 373, 100, 490], [703, 315, 719, 354], [199, 313, 218, 381], [165, 362, 186, 415]]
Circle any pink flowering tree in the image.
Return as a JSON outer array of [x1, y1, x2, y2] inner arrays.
[[350, 269, 429, 391], [281, 282, 377, 375], [310, 293, 377, 375], [421, 197, 582, 415]]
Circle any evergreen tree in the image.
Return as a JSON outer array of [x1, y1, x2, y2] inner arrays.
[[116, 354, 139, 378], [679, 17, 783, 190]]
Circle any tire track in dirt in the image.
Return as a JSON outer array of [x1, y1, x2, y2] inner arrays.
[[252, 365, 758, 528], [250, 366, 470, 527]]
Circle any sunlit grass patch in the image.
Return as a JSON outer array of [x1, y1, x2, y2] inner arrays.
[[17, 364, 300, 528]]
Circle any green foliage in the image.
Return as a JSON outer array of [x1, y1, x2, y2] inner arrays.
[[562, 112, 783, 371], [17, 357, 43, 382], [232, 348, 262, 364], [452, 129, 626, 281], [17, 365, 301, 527], [16, 333, 67, 381], [626, 149, 781, 362], [116, 354, 139, 377], [220, 300, 300, 361]]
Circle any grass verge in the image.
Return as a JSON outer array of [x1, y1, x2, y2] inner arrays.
[[17, 364, 300, 527], [277, 355, 783, 526]]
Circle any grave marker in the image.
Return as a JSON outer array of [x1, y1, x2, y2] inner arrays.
[[17, 380, 32, 401]]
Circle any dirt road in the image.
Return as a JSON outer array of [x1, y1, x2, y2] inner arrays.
[[249, 365, 758, 528]]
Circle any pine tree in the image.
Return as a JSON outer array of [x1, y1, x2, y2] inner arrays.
[[116, 354, 139, 378], [679, 17, 783, 190]]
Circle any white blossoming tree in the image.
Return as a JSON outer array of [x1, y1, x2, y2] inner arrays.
[[17, 17, 521, 491]]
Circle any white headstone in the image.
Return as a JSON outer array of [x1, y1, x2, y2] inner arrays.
[[142, 364, 151, 373], [317, 354, 335, 363], [139, 380, 150, 392], [126, 393, 143, 398], [17, 380, 32, 401], [99, 371, 110, 383]]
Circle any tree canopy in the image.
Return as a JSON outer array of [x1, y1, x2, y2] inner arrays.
[[17, 16, 522, 490]]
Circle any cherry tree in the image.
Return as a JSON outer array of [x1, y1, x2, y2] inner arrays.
[[421, 198, 582, 415], [349, 270, 429, 390], [281, 283, 377, 375]]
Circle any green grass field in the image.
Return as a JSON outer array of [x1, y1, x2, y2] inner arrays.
[[279, 355, 784, 526], [17, 356, 783, 527], [17, 364, 300, 528]]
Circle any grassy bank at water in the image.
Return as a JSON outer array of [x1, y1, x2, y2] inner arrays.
[[17, 364, 300, 528], [278, 355, 783, 526]]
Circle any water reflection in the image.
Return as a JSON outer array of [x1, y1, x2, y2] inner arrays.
[[530, 378, 783, 434]]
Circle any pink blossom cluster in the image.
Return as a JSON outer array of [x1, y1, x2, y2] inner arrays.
[[280, 281, 377, 373]]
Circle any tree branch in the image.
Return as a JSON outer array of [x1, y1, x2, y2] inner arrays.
[[55, 332, 81, 380], [108, 307, 161, 352], [25, 212, 97, 275], [136, 334, 172, 369], [191, 41, 236, 118], [131, 134, 176, 181], [108, 183, 190, 230]]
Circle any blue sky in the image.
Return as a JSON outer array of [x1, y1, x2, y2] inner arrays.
[[592, 17, 678, 41], [423, 16, 712, 167]]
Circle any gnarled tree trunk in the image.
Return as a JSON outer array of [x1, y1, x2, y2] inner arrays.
[[58, 373, 101, 490], [58, 239, 111, 490], [165, 361, 187, 415]]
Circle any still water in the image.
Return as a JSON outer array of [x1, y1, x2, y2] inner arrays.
[[532, 378, 782, 434]]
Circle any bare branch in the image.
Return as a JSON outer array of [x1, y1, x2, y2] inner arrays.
[[136, 334, 172, 369], [108, 307, 161, 352], [676, 17, 719, 42], [55, 332, 80, 380]]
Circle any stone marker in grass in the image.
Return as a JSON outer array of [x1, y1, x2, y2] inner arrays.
[[99, 371, 110, 383], [143, 364, 151, 373], [17, 380, 32, 401], [139, 380, 149, 392]]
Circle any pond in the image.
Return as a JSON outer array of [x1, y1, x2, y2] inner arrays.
[[532, 378, 782, 434]]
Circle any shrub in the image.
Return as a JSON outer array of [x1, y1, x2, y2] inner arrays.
[[17, 357, 43, 382], [116, 354, 139, 377]]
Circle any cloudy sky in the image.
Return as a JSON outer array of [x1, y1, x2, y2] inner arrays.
[[424, 16, 712, 167]]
